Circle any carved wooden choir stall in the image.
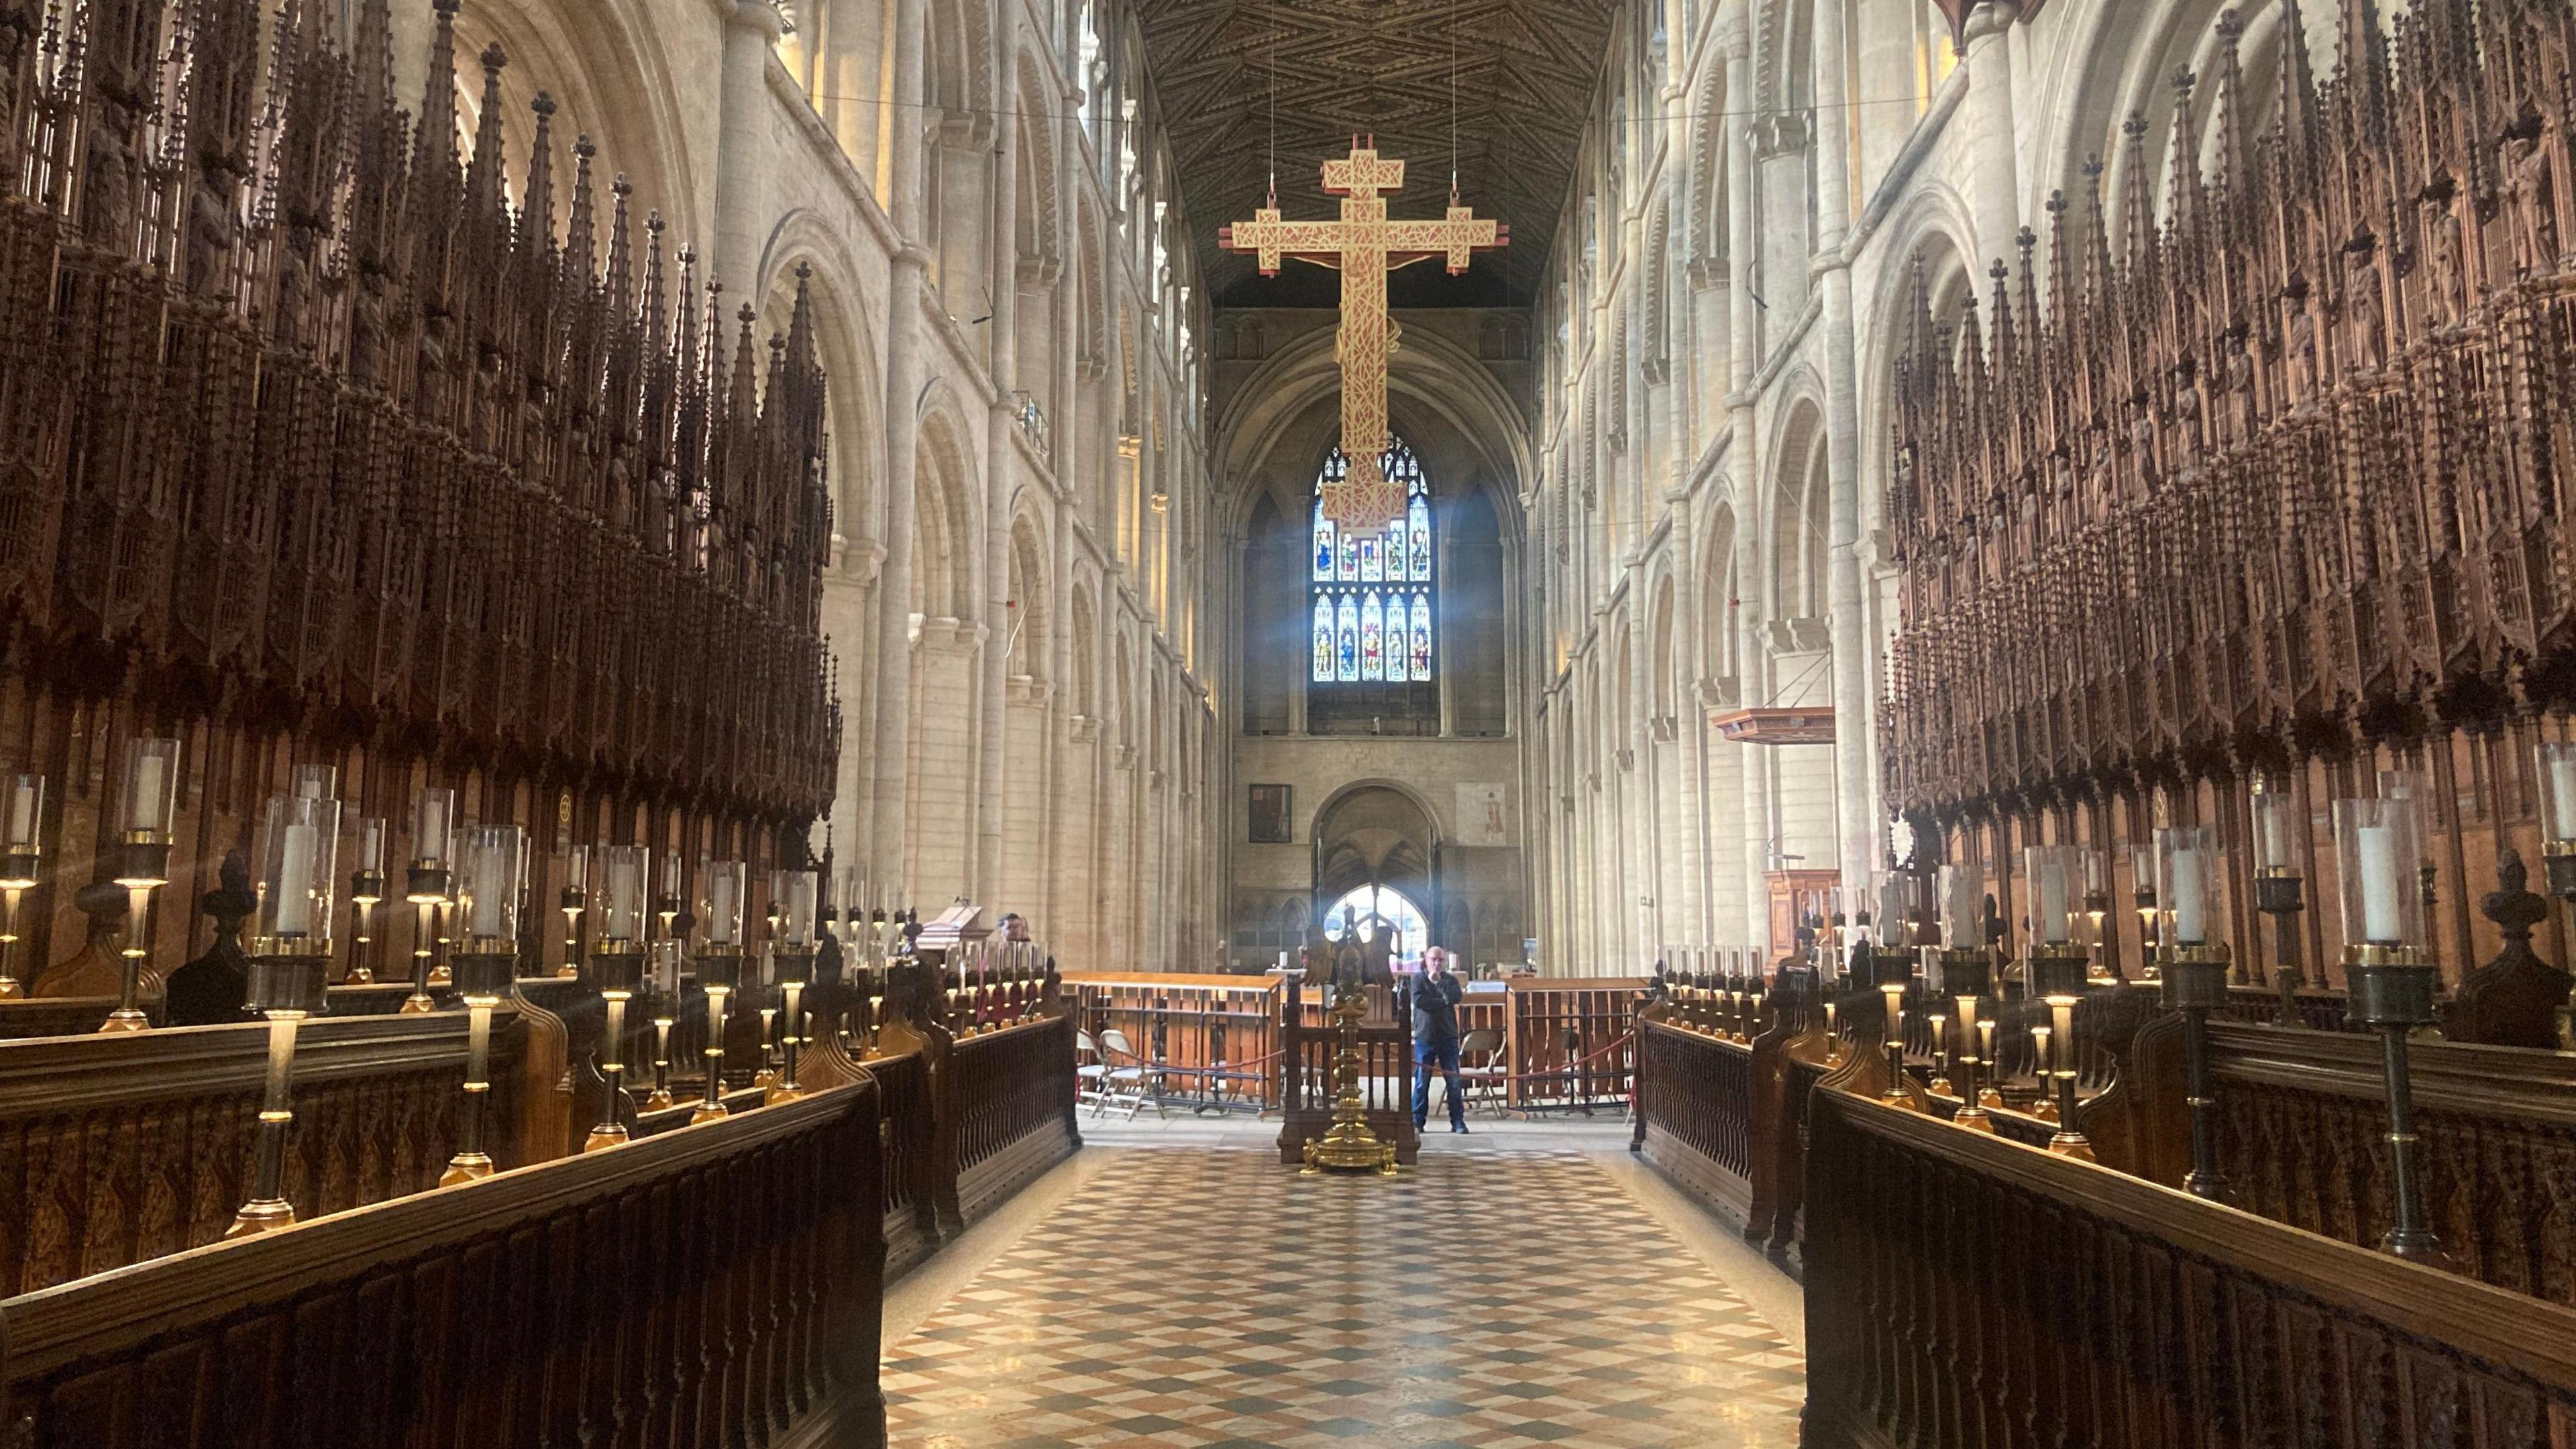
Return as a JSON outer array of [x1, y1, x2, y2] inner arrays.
[[0, 0, 1082, 1444], [1633, 1, 2576, 1443]]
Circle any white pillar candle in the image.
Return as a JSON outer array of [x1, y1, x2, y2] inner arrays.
[[7, 778, 38, 849], [2553, 758, 2576, 841], [472, 841, 506, 939], [2356, 822, 2403, 943], [2170, 848, 2206, 945], [130, 759, 164, 835], [275, 822, 318, 936], [421, 797, 447, 861], [711, 873, 739, 945], [2037, 862, 2071, 944]]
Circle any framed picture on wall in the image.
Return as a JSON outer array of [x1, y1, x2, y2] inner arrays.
[[1248, 784, 1292, 843]]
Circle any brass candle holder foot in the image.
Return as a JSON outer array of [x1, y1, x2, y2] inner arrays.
[[427, 963, 451, 987], [582, 1123, 630, 1153], [398, 993, 436, 1014], [689, 1099, 731, 1125], [2046, 1129, 2096, 1161], [763, 1082, 808, 1107], [226, 1195, 297, 1238], [1301, 987, 1399, 1176], [0, 975, 19, 999], [647, 1088, 676, 1110], [439, 1151, 494, 1187]]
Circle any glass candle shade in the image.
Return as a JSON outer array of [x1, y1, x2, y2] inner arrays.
[[2251, 775, 2303, 876], [1, 772, 42, 867], [702, 861, 747, 947], [119, 737, 181, 842], [351, 817, 387, 896], [290, 763, 337, 802], [455, 823, 527, 949], [2542, 741, 2576, 846], [2155, 826, 2220, 949], [2334, 798, 2426, 953], [2023, 845, 2082, 946], [1939, 863, 1981, 949], [254, 792, 341, 952], [409, 787, 455, 871], [595, 846, 649, 943], [773, 869, 818, 949]]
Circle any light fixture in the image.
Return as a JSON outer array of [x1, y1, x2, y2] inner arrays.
[[230, 787, 341, 1235], [442, 823, 525, 1187]]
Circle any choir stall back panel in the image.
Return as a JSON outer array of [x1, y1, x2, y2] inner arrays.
[[946, 1015, 1081, 1228], [0, 1010, 539, 1297], [1802, 1082, 2576, 1449], [0, 1083, 890, 1449]]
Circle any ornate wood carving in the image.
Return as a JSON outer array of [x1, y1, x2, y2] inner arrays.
[[0, 1010, 533, 1294], [945, 1015, 1080, 1228], [1884, 1, 2576, 883], [0, 1081, 888, 1449], [0, 0, 838, 985]]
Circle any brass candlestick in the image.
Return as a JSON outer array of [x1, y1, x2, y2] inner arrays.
[[401, 872, 451, 1013], [442, 822, 525, 1185], [692, 946, 742, 1124], [231, 784, 341, 1234], [1301, 980, 1400, 1175], [2349, 945, 2447, 1264], [2163, 944, 2233, 1199], [0, 772, 41, 1000], [2031, 943, 2094, 1159], [766, 952, 814, 1107], [586, 941, 644, 1152], [441, 947, 514, 1185], [1943, 946, 1994, 1133], [103, 835, 170, 1033], [229, 944, 331, 1236], [764, 870, 820, 1106]]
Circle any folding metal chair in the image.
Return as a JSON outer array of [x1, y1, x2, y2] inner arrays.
[[1075, 1028, 1112, 1112], [1093, 1028, 1164, 1120], [1456, 1027, 1509, 1116]]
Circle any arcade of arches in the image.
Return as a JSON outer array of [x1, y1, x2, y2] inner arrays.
[[6, 0, 2576, 1444]]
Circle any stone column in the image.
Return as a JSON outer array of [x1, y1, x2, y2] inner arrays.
[[711, 0, 778, 294], [1723, 13, 1766, 957], [1961, 2, 2021, 272], [1812, 0, 1878, 904], [869, 0, 931, 899], [975, 6, 1020, 906]]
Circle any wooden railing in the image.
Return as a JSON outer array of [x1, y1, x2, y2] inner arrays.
[[0, 1083, 888, 1449], [940, 1014, 1081, 1229], [0, 1007, 555, 1296], [1066, 973, 1284, 1112], [1802, 1081, 2576, 1449], [1632, 1019, 1754, 1217], [1493, 978, 1646, 1110]]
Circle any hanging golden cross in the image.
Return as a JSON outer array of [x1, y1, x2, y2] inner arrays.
[[1220, 136, 1507, 527]]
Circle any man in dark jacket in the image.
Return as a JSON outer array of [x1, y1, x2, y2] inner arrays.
[[1411, 947, 1468, 1134]]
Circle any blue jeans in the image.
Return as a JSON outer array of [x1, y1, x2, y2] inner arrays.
[[1413, 1037, 1464, 1129]]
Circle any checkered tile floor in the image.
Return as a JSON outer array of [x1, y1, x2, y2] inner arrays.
[[883, 1144, 1805, 1447]]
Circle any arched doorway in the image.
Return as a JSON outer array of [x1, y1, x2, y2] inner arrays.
[[1311, 784, 1442, 962]]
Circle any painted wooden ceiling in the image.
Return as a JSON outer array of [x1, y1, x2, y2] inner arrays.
[[1133, 0, 1622, 307]]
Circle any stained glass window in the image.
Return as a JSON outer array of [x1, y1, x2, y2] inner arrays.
[[1310, 439, 1434, 684]]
